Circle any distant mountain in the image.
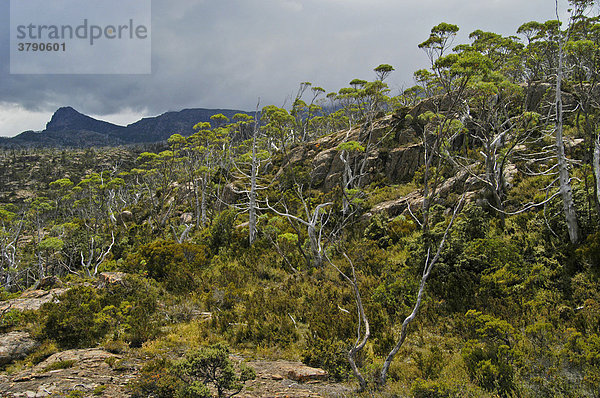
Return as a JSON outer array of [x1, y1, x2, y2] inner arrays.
[[45, 106, 126, 135], [120, 108, 254, 143], [0, 107, 255, 148]]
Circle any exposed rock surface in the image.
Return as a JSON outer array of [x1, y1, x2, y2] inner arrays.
[[97, 272, 127, 287], [370, 191, 422, 218], [0, 332, 39, 366], [180, 212, 193, 223], [0, 288, 68, 313], [0, 349, 138, 398], [282, 364, 328, 382], [0, 352, 348, 398], [117, 210, 134, 224], [281, 114, 424, 193], [240, 359, 348, 398]]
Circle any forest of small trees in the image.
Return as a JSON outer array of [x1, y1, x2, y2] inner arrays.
[[2, 1, 600, 397]]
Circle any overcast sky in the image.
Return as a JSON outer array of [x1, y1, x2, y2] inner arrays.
[[0, 0, 570, 137]]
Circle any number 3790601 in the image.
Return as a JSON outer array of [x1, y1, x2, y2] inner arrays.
[[17, 42, 66, 52]]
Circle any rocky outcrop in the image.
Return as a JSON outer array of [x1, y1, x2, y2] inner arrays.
[[0, 332, 39, 365], [280, 115, 424, 193], [239, 359, 344, 398], [312, 148, 343, 190], [245, 360, 327, 383], [283, 364, 328, 383], [0, 348, 138, 398], [33, 349, 117, 371], [117, 210, 134, 224], [378, 143, 424, 184], [370, 169, 482, 219], [0, 288, 68, 313], [0, 353, 337, 398], [97, 272, 127, 287], [180, 212, 193, 223], [370, 191, 423, 218]]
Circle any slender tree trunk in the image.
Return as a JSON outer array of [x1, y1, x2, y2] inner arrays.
[[347, 270, 369, 391], [249, 129, 258, 245], [194, 181, 201, 229], [594, 133, 600, 213], [555, 32, 580, 244], [307, 226, 321, 267], [487, 152, 506, 227], [379, 196, 463, 385], [201, 180, 207, 227], [325, 252, 369, 391], [340, 151, 350, 216]]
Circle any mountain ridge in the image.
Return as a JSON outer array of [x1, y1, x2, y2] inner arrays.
[[0, 106, 255, 147]]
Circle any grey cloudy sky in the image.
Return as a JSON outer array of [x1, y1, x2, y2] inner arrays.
[[0, 0, 569, 137]]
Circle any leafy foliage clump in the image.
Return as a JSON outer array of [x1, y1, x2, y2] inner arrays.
[[461, 310, 516, 396], [125, 239, 209, 293], [39, 275, 161, 348], [128, 358, 183, 398], [302, 336, 350, 381], [175, 343, 256, 398]]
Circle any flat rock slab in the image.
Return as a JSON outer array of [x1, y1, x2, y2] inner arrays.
[[0, 288, 68, 312], [98, 272, 127, 287], [33, 348, 117, 370], [237, 359, 345, 398], [281, 364, 328, 383], [0, 348, 140, 398], [0, 331, 39, 365]]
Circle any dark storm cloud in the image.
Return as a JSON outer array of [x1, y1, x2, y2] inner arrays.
[[0, 0, 567, 136]]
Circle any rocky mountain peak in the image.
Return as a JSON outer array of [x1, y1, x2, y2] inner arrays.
[[45, 106, 123, 134]]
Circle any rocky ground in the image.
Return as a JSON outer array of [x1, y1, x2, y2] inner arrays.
[[0, 348, 135, 397], [0, 348, 352, 397], [0, 279, 354, 397], [239, 359, 352, 398]]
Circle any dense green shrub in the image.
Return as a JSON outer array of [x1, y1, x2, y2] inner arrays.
[[125, 239, 209, 293], [175, 343, 256, 398], [387, 215, 417, 242], [0, 308, 26, 333], [411, 378, 459, 398], [108, 275, 162, 347], [39, 275, 161, 348], [364, 214, 390, 248], [207, 209, 237, 253], [128, 359, 183, 398], [577, 231, 600, 273], [461, 310, 516, 396], [302, 336, 350, 381], [412, 346, 444, 380], [39, 285, 107, 349], [212, 287, 300, 348], [43, 359, 76, 372]]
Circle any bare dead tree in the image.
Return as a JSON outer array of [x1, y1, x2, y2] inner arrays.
[[324, 251, 370, 392], [265, 188, 332, 268], [554, 0, 581, 243], [0, 213, 24, 291], [379, 194, 465, 385], [74, 232, 115, 278]]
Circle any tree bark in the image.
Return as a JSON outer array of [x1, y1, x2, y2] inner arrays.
[[379, 195, 464, 385], [249, 128, 258, 245], [594, 133, 600, 213], [201, 179, 207, 228], [555, 27, 580, 244]]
